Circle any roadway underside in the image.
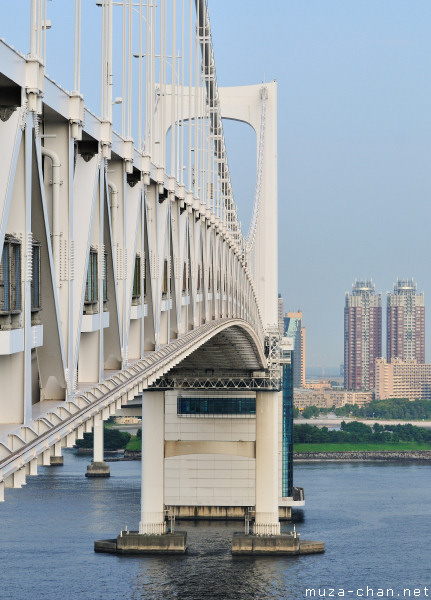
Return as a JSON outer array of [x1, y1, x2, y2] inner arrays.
[[0, 318, 271, 487]]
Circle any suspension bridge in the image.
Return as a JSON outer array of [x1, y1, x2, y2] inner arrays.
[[0, 0, 316, 555]]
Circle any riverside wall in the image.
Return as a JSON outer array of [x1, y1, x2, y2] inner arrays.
[[294, 451, 431, 461]]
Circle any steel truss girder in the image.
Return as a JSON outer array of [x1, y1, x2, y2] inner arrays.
[[149, 376, 281, 391]]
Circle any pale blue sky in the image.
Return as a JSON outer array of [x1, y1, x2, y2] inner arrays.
[[2, 1, 431, 368], [213, 1, 431, 368]]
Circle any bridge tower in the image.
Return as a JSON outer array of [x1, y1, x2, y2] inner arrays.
[[132, 77, 288, 547]]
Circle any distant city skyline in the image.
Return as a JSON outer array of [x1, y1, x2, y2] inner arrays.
[[342, 277, 426, 391], [287, 276, 427, 372]]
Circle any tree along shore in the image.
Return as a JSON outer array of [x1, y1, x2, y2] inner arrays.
[[75, 422, 141, 451], [75, 419, 431, 459], [297, 397, 431, 421], [294, 420, 431, 445], [293, 421, 431, 459]]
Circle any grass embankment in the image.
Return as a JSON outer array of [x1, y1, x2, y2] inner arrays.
[[124, 440, 431, 453], [294, 442, 431, 453], [125, 436, 142, 451]]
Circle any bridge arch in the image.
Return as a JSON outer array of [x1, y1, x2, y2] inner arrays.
[[141, 318, 267, 387]]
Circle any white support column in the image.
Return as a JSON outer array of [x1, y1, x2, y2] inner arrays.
[[86, 412, 110, 477], [254, 391, 280, 535], [93, 413, 104, 463], [14, 468, 26, 488], [50, 441, 64, 465], [139, 391, 166, 535], [42, 449, 51, 466], [29, 458, 38, 476]]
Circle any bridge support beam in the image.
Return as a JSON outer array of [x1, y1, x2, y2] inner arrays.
[[86, 413, 110, 478], [139, 391, 166, 534], [231, 389, 317, 555], [50, 442, 63, 466], [254, 391, 280, 535], [94, 390, 187, 554]]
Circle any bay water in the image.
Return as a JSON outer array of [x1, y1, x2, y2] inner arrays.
[[0, 452, 430, 600]]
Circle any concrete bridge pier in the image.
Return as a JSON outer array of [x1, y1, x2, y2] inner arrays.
[[95, 391, 186, 554], [139, 391, 166, 535], [231, 389, 299, 555], [50, 442, 64, 466], [253, 390, 280, 536], [86, 413, 110, 478]]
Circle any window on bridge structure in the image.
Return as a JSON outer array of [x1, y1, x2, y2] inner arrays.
[[103, 251, 108, 304], [84, 247, 98, 309], [177, 397, 256, 416], [0, 235, 22, 319], [133, 254, 141, 303], [282, 351, 294, 497], [31, 240, 42, 315], [217, 271, 220, 292], [143, 255, 147, 298], [182, 262, 187, 294], [197, 265, 202, 292], [162, 259, 171, 296], [208, 266, 212, 291]]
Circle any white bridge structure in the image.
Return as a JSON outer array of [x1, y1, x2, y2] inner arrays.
[[0, 0, 292, 541]]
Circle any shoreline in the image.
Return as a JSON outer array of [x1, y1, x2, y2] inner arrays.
[[294, 450, 431, 461], [77, 449, 431, 462]]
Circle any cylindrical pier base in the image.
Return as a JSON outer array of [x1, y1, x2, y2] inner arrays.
[[86, 461, 110, 478]]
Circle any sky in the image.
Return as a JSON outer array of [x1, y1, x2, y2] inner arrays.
[[2, 1, 431, 368], [211, 1, 431, 369]]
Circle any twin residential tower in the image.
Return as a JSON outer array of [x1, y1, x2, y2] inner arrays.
[[344, 279, 425, 392]]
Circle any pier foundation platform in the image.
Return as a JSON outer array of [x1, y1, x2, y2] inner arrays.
[[85, 461, 110, 477], [232, 533, 324, 555], [94, 531, 187, 554]]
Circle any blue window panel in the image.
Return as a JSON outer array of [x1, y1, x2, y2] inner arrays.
[[178, 397, 256, 416], [282, 360, 293, 497], [1, 244, 9, 312], [31, 244, 41, 310], [13, 244, 21, 311], [85, 249, 98, 304]]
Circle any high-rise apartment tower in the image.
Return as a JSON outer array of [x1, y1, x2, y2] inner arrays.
[[284, 311, 306, 387], [387, 279, 425, 364], [344, 280, 382, 391], [278, 294, 284, 336]]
